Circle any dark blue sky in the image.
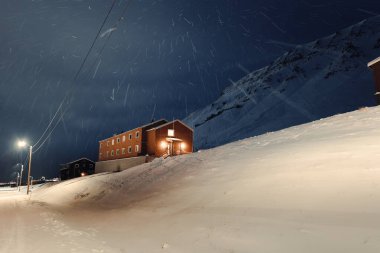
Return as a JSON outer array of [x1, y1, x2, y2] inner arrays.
[[1, 0, 380, 181]]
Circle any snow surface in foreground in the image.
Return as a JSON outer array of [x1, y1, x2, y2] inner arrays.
[[2, 107, 380, 253]]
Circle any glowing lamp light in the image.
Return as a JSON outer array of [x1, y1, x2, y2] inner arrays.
[[17, 140, 27, 148], [180, 142, 186, 150], [80, 172, 86, 177], [160, 141, 168, 149]]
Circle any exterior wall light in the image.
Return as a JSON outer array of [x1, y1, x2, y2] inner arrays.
[[160, 141, 168, 149]]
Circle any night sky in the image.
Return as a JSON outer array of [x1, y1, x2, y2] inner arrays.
[[1, 0, 380, 181]]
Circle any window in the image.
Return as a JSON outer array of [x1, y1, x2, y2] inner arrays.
[[106, 151, 109, 157], [107, 141, 110, 147], [74, 164, 79, 168], [135, 131, 139, 138], [122, 148, 126, 154], [111, 150, 114, 156], [112, 139, 115, 145], [99, 153, 103, 158], [128, 146, 132, 153], [100, 143, 102, 148], [129, 134, 132, 140], [135, 145, 139, 152], [116, 149, 120, 155], [89, 164, 94, 168], [117, 138, 120, 143], [168, 129, 175, 137], [122, 135, 126, 142]]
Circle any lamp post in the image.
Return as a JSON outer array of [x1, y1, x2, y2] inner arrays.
[[17, 140, 33, 195], [16, 172, 20, 188], [18, 164, 23, 192], [26, 145, 33, 195]]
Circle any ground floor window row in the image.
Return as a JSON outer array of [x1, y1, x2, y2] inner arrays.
[[100, 145, 139, 158]]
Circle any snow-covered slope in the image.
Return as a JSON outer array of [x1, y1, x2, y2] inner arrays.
[[184, 16, 380, 149], [2, 107, 380, 252]]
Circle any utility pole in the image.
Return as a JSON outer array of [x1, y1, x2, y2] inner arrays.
[[16, 172, 20, 188], [19, 164, 23, 192], [26, 146, 33, 195]]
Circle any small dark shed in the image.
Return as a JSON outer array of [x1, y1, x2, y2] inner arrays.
[[60, 158, 95, 181]]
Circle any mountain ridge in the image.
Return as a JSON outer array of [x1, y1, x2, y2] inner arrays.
[[184, 15, 380, 149]]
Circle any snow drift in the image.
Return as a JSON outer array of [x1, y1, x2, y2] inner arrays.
[[184, 16, 380, 149], [1, 106, 380, 252]]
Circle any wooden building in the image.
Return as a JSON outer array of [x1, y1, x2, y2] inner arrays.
[[60, 158, 95, 180], [368, 57, 380, 105], [146, 120, 193, 157], [98, 119, 193, 161]]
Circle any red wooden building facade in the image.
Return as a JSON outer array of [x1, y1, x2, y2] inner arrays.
[[98, 119, 193, 161]]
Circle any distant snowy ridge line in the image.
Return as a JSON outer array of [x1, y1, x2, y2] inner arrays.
[[184, 15, 380, 149]]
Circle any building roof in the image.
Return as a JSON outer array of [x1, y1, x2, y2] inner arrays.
[[140, 119, 168, 129], [60, 157, 95, 166], [368, 56, 380, 68], [98, 119, 168, 142], [147, 119, 194, 132]]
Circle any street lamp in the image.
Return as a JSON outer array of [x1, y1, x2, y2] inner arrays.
[[17, 140, 27, 148], [17, 140, 33, 195]]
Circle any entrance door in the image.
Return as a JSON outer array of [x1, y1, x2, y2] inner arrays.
[[171, 141, 182, 155]]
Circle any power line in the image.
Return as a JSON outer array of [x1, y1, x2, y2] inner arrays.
[[73, 0, 118, 81], [32, 0, 119, 152], [34, 0, 134, 154], [33, 100, 65, 148], [32, 107, 68, 154], [86, 0, 133, 79]]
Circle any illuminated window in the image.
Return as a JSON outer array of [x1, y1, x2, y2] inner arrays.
[[100, 143, 102, 148], [168, 129, 174, 137], [136, 131, 140, 138], [116, 149, 120, 155], [122, 136, 126, 142], [135, 145, 139, 152], [128, 146, 132, 153], [112, 139, 115, 145], [111, 150, 114, 156], [122, 148, 126, 154]]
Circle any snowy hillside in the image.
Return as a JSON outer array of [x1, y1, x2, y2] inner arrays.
[[184, 16, 380, 149], [2, 107, 380, 252]]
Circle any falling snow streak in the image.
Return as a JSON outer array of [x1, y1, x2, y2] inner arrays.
[[93, 59, 102, 79], [123, 82, 132, 108], [357, 8, 379, 16], [260, 12, 286, 34], [110, 88, 115, 101], [100, 27, 117, 38], [150, 103, 156, 121]]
